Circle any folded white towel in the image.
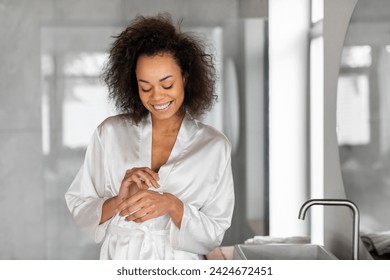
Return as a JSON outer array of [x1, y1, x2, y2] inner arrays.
[[244, 236, 310, 245], [361, 231, 390, 256]]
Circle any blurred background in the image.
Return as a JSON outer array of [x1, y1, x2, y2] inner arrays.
[[0, 0, 268, 259]]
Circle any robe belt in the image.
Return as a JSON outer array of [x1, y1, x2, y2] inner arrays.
[[108, 225, 170, 259]]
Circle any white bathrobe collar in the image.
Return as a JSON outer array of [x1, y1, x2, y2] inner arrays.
[[139, 113, 198, 188]]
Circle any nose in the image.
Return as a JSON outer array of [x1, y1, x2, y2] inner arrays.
[[150, 87, 165, 101]]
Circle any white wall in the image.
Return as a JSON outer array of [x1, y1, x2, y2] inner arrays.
[[268, 0, 310, 237]]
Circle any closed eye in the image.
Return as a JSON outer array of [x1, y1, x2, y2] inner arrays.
[[141, 87, 152, 92], [162, 84, 173, 90]]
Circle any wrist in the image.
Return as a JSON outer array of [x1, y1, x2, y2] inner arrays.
[[114, 195, 124, 206], [101, 196, 120, 224], [165, 193, 184, 227]]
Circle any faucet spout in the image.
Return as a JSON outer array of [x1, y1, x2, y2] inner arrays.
[[298, 199, 360, 260]]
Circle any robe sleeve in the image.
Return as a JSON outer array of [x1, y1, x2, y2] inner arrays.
[[65, 127, 111, 243], [169, 152, 235, 255]]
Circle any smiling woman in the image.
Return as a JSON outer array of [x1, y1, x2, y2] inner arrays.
[[136, 53, 187, 173], [136, 53, 186, 123], [64, 13, 235, 260], [102, 13, 217, 124]]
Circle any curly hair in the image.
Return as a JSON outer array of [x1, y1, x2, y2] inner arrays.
[[103, 13, 217, 123]]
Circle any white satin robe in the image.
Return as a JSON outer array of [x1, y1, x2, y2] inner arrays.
[[65, 113, 235, 260]]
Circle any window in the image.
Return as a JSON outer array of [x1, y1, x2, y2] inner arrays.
[[309, 0, 324, 244], [311, 0, 324, 23]]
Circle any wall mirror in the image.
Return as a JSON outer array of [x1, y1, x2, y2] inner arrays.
[[337, 0, 390, 259]]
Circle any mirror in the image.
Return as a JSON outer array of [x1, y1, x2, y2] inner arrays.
[[337, 0, 390, 259]]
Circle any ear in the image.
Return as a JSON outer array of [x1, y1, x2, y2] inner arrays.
[[182, 73, 188, 86]]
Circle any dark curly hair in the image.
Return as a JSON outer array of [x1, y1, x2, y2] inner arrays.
[[103, 13, 217, 123]]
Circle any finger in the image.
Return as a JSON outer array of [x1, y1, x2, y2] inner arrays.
[[136, 174, 154, 189], [121, 196, 154, 217], [133, 211, 158, 223], [124, 206, 152, 222], [118, 191, 161, 217], [119, 206, 141, 217], [116, 191, 147, 213], [135, 176, 149, 190], [121, 176, 142, 192], [120, 176, 133, 189], [139, 167, 160, 180], [136, 171, 160, 189], [118, 198, 146, 216], [129, 174, 146, 189], [126, 208, 158, 223], [124, 168, 160, 188], [139, 182, 150, 190], [143, 177, 160, 189], [128, 167, 159, 181]]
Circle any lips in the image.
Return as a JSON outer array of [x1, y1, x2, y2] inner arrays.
[[152, 101, 172, 111]]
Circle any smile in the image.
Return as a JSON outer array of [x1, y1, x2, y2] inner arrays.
[[152, 101, 172, 111]]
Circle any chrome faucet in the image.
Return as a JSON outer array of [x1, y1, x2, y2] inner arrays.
[[298, 199, 360, 260]]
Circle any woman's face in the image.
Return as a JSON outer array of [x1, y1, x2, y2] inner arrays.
[[136, 53, 185, 122]]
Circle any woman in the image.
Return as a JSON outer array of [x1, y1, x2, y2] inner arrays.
[[65, 14, 234, 260]]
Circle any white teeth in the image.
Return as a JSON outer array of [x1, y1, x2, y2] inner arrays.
[[153, 101, 171, 110]]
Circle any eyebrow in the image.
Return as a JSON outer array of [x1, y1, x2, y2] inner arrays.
[[138, 75, 173, 84]]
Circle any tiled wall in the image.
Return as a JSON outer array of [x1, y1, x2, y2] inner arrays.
[[0, 0, 50, 259]]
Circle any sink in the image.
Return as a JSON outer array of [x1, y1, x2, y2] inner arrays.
[[233, 244, 338, 260]]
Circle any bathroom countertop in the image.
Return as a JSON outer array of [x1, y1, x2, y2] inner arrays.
[[205, 246, 234, 260]]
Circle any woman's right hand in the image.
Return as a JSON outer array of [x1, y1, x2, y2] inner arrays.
[[117, 167, 160, 204]]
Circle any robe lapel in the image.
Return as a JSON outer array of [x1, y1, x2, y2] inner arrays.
[[153, 114, 198, 189], [140, 114, 152, 168]]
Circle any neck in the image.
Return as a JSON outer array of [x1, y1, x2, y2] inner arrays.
[[151, 113, 185, 134]]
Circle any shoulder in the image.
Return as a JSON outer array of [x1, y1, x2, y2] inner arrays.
[[193, 119, 232, 156], [196, 120, 231, 145], [96, 114, 136, 134], [93, 114, 139, 143]]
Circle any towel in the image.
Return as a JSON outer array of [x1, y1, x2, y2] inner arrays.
[[244, 236, 310, 245], [361, 231, 390, 256]]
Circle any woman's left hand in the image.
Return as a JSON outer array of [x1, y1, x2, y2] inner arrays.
[[116, 190, 184, 228]]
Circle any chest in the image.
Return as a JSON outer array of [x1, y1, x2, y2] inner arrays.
[[151, 132, 177, 172], [105, 131, 218, 206]]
